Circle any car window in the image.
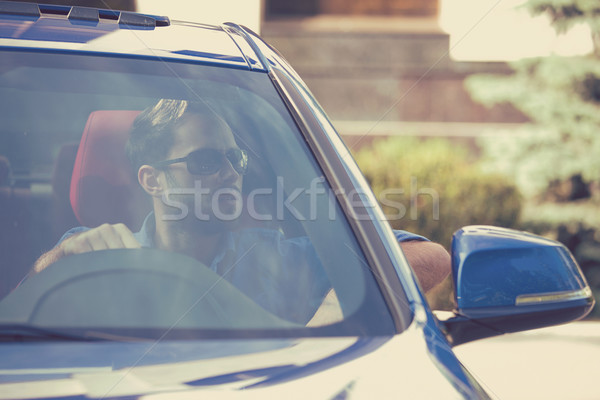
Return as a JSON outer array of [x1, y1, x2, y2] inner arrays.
[[0, 50, 397, 339]]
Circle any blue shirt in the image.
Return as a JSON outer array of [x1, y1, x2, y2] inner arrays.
[[57, 214, 428, 323]]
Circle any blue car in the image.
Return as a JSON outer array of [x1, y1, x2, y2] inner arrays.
[[0, 2, 593, 399]]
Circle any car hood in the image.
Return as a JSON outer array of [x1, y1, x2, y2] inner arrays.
[[0, 323, 469, 399]]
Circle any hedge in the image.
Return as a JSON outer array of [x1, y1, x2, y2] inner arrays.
[[354, 137, 522, 249]]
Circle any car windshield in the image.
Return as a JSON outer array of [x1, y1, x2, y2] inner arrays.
[[0, 50, 397, 340]]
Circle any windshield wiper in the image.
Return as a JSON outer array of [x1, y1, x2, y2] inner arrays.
[[0, 324, 110, 342]]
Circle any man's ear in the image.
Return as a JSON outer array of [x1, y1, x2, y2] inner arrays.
[[138, 165, 164, 197]]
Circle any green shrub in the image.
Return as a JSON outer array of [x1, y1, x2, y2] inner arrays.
[[354, 137, 522, 248]]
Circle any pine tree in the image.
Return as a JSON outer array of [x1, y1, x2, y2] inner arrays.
[[465, 0, 600, 199]]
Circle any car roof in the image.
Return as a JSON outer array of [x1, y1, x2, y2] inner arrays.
[[0, 2, 266, 71]]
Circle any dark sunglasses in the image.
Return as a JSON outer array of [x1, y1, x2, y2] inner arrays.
[[151, 148, 248, 176]]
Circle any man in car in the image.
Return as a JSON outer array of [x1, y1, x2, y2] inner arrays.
[[32, 99, 451, 321]]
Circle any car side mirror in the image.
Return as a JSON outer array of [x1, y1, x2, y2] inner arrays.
[[438, 226, 594, 346]]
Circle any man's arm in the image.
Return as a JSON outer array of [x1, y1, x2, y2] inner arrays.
[[307, 239, 454, 325], [32, 223, 140, 275], [399, 240, 450, 293], [399, 240, 455, 310]]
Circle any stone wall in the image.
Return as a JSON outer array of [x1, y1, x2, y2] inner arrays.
[[263, 17, 527, 143], [319, 0, 438, 16]]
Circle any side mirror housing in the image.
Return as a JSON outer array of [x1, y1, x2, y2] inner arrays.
[[440, 226, 594, 346]]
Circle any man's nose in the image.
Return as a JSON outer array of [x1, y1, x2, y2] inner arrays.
[[219, 157, 241, 183]]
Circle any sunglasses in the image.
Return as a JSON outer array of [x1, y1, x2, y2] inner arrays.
[[151, 148, 248, 176]]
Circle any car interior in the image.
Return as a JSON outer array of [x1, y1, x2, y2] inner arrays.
[[0, 106, 286, 299], [0, 50, 399, 334], [0, 110, 145, 298]]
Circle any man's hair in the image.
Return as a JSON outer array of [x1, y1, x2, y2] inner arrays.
[[126, 99, 221, 173]]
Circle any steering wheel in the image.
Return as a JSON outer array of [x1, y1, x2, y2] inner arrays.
[[0, 249, 293, 331]]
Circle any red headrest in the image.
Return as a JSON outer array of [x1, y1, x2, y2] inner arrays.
[[70, 110, 150, 230]]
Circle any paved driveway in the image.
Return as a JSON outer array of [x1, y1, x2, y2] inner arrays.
[[454, 321, 600, 399]]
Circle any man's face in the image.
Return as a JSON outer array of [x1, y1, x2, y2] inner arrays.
[[160, 112, 244, 228]]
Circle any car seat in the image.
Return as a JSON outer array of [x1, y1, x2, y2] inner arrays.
[[70, 110, 151, 231]]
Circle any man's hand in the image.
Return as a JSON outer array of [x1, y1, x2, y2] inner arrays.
[[425, 274, 455, 311], [61, 223, 140, 255], [32, 223, 140, 275]]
